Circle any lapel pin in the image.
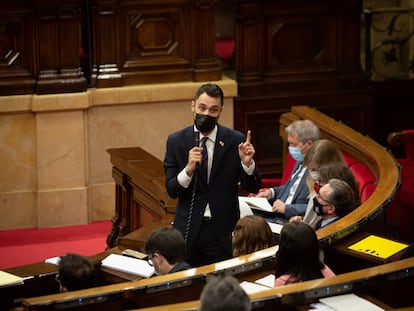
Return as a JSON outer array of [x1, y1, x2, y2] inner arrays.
[[219, 141, 224, 147]]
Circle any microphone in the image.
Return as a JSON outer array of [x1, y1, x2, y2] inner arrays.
[[194, 131, 200, 147], [194, 131, 200, 168]]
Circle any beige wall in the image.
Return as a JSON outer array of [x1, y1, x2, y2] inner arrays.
[[0, 77, 237, 229]]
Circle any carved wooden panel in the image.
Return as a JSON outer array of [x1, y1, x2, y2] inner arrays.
[[35, 1, 87, 94], [233, 0, 373, 179], [92, 0, 221, 87], [0, 3, 36, 95]]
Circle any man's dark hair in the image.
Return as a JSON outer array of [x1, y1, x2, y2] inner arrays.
[[144, 227, 186, 265], [58, 253, 96, 291], [194, 83, 224, 106], [199, 276, 251, 311]]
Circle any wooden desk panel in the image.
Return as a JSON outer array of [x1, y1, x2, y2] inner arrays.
[[131, 256, 414, 311], [21, 247, 278, 310]]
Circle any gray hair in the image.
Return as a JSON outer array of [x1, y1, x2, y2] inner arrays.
[[286, 120, 320, 143]]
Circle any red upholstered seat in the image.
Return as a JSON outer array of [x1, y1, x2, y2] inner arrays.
[[348, 163, 376, 203], [261, 153, 295, 189]]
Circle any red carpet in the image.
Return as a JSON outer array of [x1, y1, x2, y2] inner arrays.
[[0, 221, 111, 269]]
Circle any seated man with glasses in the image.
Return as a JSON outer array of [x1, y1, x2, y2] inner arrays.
[[309, 178, 358, 229], [144, 227, 192, 275], [290, 162, 360, 230]]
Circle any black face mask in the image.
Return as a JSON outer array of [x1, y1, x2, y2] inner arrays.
[[313, 197, 327, 216], [194, 113, 217, 133]]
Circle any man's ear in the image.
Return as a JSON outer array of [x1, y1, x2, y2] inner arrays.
[[191, 100, 196, 112], [327, 205, 336, 215]]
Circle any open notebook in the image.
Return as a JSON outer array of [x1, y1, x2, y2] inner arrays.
[[101, 253, 155, 278]]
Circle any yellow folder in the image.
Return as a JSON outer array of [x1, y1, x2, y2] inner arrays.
[[348, 235, 409, 259]]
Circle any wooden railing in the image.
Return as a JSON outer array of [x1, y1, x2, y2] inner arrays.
[[128, 256, 414, 311]]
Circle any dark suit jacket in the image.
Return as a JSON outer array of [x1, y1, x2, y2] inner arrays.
[[164, 124, 262, 258], [271, 161, 310, 218]]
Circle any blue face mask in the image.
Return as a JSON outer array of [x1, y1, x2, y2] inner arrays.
[[288, 146, 304, 162]]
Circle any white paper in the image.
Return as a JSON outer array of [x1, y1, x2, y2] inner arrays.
[[45, 256, 60, 265], [239, 201, 254, 218], [254, 274, 275, 288], [101, 253, 155, 278], [267, 222, 283, 234], [319, 293, 385, 311], [239, 281, 272, 294], [238, 196, 273, 213], [0, 270, 24, 287]]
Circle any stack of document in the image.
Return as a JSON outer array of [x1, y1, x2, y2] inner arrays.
[[101, 253, 155, 278]]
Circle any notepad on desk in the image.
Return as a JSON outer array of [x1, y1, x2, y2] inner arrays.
[[238, 196, 273, 213], [101, 253, 155, 278], [239, 281, 272, 294], [348, 235, 410, 260]]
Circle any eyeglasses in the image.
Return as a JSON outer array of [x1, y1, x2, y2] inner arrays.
[[317, 192, 334, 206]]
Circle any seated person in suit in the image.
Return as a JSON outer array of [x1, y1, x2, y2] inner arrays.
[[232, 215, 276, 257], [57, 253, 96, 292], [254, 119, 320, 224], [274, 221, 335, 287], [199, 275, 251, 311], [144, 227, 192, 275], [310, 178, 358, 229], [292, 161, 360, 228]]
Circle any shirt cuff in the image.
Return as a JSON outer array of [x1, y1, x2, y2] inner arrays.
[[269, 188, 275, 200], [178, 167, 192, 188], [241, 159, 255, 175]]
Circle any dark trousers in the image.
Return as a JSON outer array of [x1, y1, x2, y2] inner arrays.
[[187, 218, 231, 267]]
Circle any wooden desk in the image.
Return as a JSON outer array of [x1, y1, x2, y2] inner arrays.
[[106, 147, 177, 249], [131, 256, 414, 311], [2, 247, 131, 311], [331, 232, 413, 265], [21, 246, 278, 310]]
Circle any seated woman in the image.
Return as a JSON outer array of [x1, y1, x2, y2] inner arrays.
[[232, 215, 276, 257], [274, 221, 335, 287]]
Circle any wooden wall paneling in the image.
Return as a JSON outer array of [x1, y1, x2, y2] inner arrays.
[[91, 0, 121, 87], [234, 0, 264, 92], [0, 2, 36, 95], [35, 1, 87, 94], [232, 0, 374, 179], [191, 0, 222, 82], [119, 0, 192, 84]]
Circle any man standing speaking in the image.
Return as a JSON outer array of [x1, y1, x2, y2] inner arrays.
[[164, 83, 262, 267]]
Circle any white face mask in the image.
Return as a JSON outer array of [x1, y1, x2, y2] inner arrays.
[[310, 170, 320, 181]]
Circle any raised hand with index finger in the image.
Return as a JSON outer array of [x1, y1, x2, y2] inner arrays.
[[238, 130, 255, 167]]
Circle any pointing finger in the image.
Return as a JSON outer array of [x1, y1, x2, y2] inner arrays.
[[246, 130, 251, 144]]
